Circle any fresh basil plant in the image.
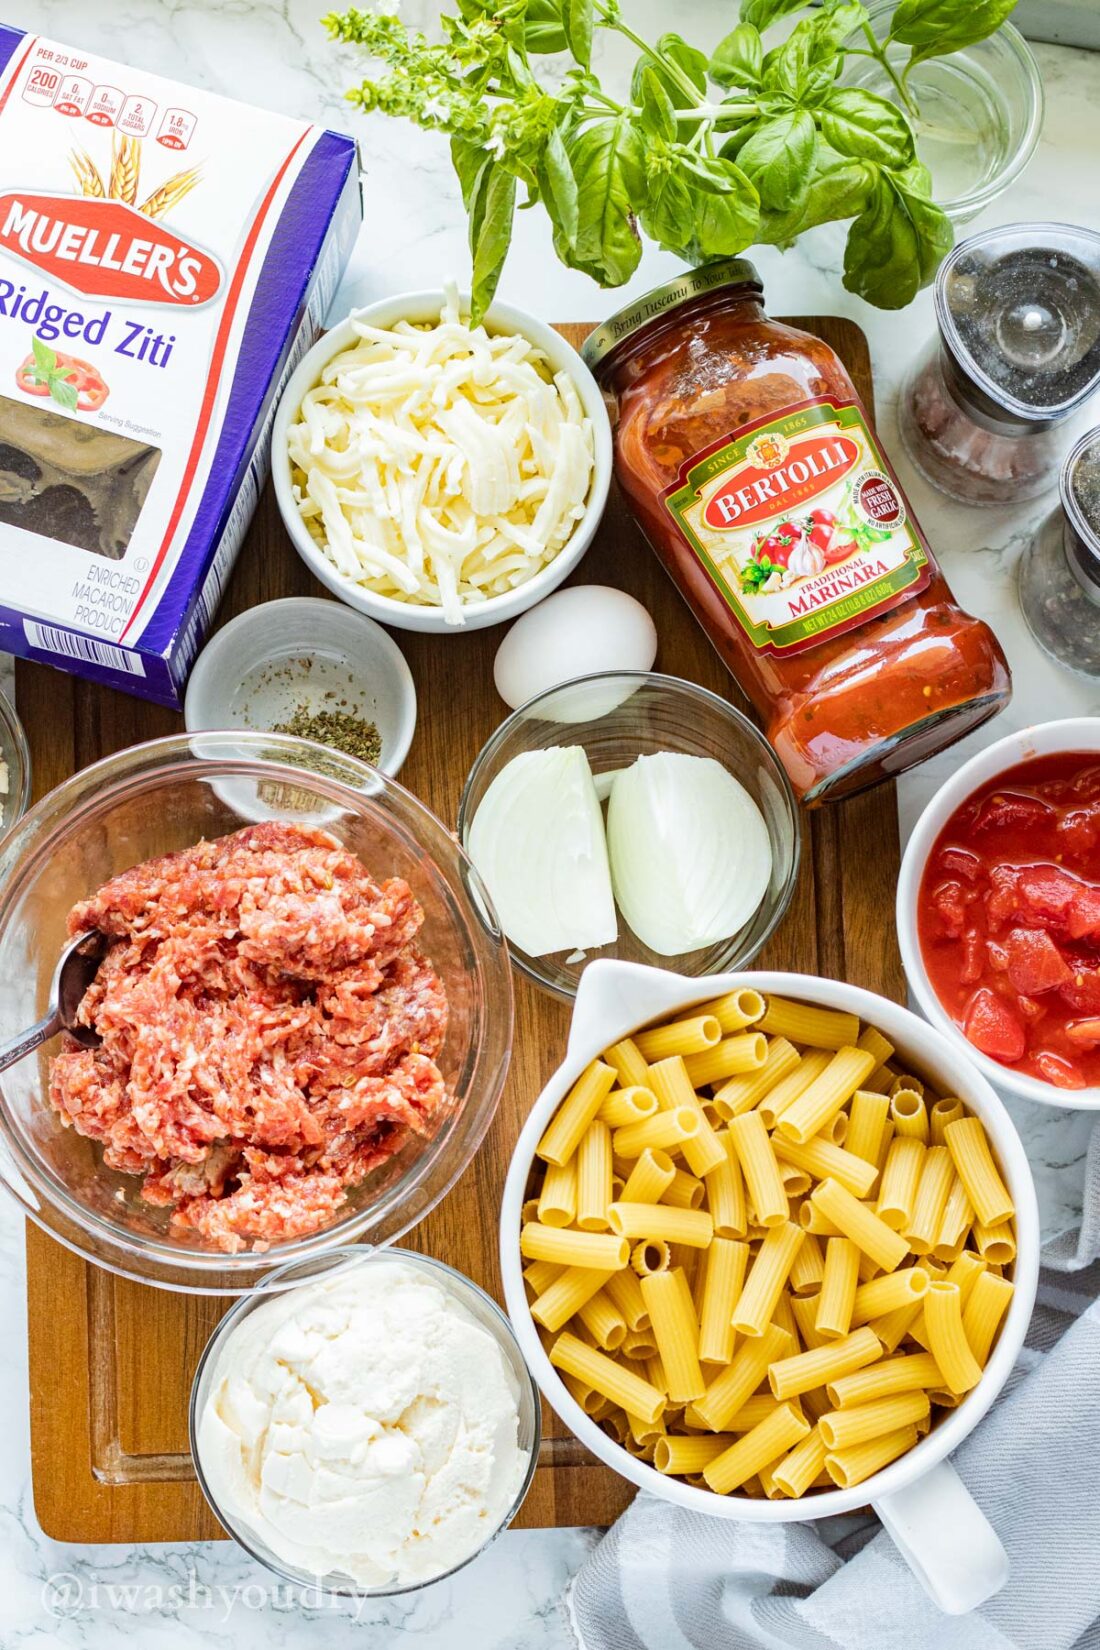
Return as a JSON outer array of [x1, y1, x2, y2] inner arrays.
[[324, 0, 1019, 319]]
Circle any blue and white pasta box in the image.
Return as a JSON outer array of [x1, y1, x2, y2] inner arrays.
[[0, 26, 361, 705]]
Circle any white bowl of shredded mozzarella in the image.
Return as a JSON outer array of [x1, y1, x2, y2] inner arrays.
[[273, 286, 611, 630]]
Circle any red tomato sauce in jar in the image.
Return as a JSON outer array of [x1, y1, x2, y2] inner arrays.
[[583, 261, 1011, 804], [917, 751, 1100, 1090]]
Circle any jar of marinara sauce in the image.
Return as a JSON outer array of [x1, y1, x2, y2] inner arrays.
[[583, 261, 1012, 804]]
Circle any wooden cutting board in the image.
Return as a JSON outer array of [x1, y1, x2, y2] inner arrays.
[[20, 317, 904, 1543]]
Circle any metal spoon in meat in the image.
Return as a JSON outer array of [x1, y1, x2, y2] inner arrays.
[[0, 930, 108, 1072]]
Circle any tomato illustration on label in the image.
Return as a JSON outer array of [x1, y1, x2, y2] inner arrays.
[[662, 398, 929, 657], [16, 339, 109, 412]]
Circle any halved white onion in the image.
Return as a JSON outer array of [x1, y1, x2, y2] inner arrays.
[[606, 753, 772, 955]]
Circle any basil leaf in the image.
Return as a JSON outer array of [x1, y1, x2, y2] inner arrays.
[[765, 18, 837, 104], [560, 115, 644, 285], [820, 87, 915, 167], [636, 66, 676, 140], [541, 124, 579, 246], [889, 0, 1019, 65], [811, 0, 869, 49], [524, 0, 568, 53], [48, 374, 79, 412], [735, 109, 816, 212], [685, 162, 761, 258], [640, 167, 694, 254], [631, 31, 707, 110], [740, 0, 805, 28], [561, 0, 593, 68], [709, 24, 763, 89], [31, 335, 55, 375], [758, 145, 871, 245], [469, 162, 516, 321], [842, 166, 952, 308]]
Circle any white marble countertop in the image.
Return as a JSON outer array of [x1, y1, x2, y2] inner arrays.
[[2, 3, 1099, 1645]]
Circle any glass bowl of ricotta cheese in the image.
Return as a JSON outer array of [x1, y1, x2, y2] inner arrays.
[[189, 1245, 540, 1595]]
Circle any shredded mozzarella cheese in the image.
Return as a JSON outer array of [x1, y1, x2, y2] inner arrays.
[[287, 285, 596, 625]]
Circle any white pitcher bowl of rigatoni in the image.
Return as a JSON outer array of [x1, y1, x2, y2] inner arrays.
[[500, 961, 1038, 1617]]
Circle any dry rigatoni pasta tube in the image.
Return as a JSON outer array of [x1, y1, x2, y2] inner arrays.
[[906, 1145, 955, 1254], [636, 1014, 721, 1062], [800, 1386, 833, 1425], [684, 1034, 767, 1088], [577, 1289, 628, 1351], [846, 1089, 891, 1169], [663, 1168, 706, 1210], [728, 1112, 788, 1228], [923, 1280, 983, 1394], [560, 1371, 605, 1415], [522, 1198, 541, 1226], [647, 1057, 727, 1177], [609, 1202, 714, 1248], [531, 1266, 617, 1332], [789, 1231, 826, 1295], [576, 1120, 613, 1231], [703, 1402, 809, 1495], [602, 1037, 651, 1090], [962, 1272, 1014, 1365], [621, 1148, 676, 1205], [756, 1050, 832, 1129], [632, 1239, 670, 1277], [695, 1322, 793, 1430], [772, 1428, 828, 1497], [772, 1287, 799, 1345], [768, 1326, 882, 1401], [791, 1290, 831, 1352], [537, 1159, 577, 1228], [816, 1239, 861, 1340], [538, 1060, 617, 1166], [713, 1038, 800, 1120], [933, 1175, 974, 1261], [521, 1223, 629, 1270], [704, 1133, 747, 1239], [973, 1220, 1016, 1264], [827, 1350, 944, 1408], [654, 1434, 735, 1474], [612, 1108, 700, 1159], [758, 997, 861, 1050], [855, 1025, 894, 1068], [697, 987, 767, 1033], [732, 1221, 805, 1337], [620, 1327, 658, 1360], [549, 1332, 666, 1424], [825, 1423, 918, 1489], [876, 1137, 925, 1230], [798, 1199, 842, 1237], [523, 1258, 562, 1295], [626, 1407, 666, 1447], [776, 1048, 876, 1146], [819, 1389, 929, 1450], [697, 1238, 749, 1365], [772, 1134, 878, 1201], [728, 1394, 791, 1432], [930, 1097, 965, 1146], [641, 1268, 705, 1402], [851, 1265, 930, 1326], [890, 1087, 929, 1142], [944, 1117, 1014, 1226], [778, 1163, 812, 1202], [598, 1086, 660, 1128], [811, 1178, 910, 1272], [891, 1073, 926, 1100], [826, 1112, 849, 1145]]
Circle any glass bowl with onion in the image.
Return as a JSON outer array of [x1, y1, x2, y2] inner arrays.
[[457, 672, 802, 1001]]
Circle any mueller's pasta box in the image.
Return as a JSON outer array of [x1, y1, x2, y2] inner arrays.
[[0, 27, 361, 703]]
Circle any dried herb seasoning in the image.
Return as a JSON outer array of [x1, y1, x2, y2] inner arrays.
[[272, 705, 383, 766]]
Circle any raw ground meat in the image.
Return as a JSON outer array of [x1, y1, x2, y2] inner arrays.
[[48, 822, 450, 1252]]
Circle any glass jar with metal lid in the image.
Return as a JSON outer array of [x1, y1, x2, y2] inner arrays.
[[584, 261, 1011, 805], [899, 223, 1100, 505], [1019, 427, 1100, 676]]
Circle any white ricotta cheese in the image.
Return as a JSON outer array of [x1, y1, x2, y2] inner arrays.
[[195, 1258, 528, 1587]]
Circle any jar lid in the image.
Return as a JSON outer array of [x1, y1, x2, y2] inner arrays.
[[581, 259, 762, 374], [937, 222, 1100, 428], [1061, 425, 1100, 567]]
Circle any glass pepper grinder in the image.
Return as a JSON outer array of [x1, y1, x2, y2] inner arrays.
[[899, 223, 1100, 506], [1018, 427, 1100, 676]]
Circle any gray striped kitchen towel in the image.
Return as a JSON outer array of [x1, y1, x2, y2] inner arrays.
[[568, 1126, 1100, 1650]]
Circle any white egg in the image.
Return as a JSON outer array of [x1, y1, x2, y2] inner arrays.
[[493, 586, 658, 722]]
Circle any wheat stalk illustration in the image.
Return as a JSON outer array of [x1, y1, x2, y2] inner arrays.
[[69, 148, 106, 199], [108, 133, 141, 206], [138, 166, 202, 220]]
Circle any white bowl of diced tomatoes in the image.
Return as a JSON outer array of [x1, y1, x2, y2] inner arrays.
[[897, 716, 1100, 1108]]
